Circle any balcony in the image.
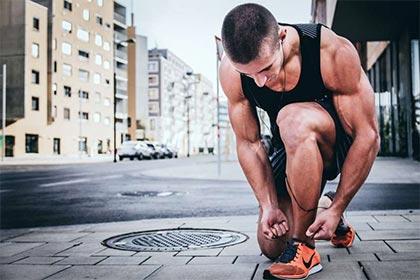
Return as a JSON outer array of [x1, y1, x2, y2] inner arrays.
[[115, 48, 127, 60], [113, 12, 126, 25], [114, 31, 127, 43], [115, 68, 127, 79]]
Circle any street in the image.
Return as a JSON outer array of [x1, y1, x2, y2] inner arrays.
[[1, 156, 419, 229]]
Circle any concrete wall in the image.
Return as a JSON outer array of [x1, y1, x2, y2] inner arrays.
[[135, 34, 148, 139]]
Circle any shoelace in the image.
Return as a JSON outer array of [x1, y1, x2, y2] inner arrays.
[[278, 242, 299, 263]]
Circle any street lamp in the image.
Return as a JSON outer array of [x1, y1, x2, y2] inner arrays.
[[113, 38, 135, 163]]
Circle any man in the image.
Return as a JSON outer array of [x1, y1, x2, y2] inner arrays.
[[219, 3, 380, 280]]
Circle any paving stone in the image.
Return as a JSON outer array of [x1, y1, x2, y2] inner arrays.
[[234, 255, 271, 264], [329, 253, 377, 262], [92, 248, 137, 256], [55, 242, 107, 256], [68, 232, 116, 243], [141, 255, 191, 265], [357, 229, 420, 240], [176, 248, 223, 257], [0, 229, 30, 242], [361, 260, 420, 280], [96, 256, 149, 265], [87, 220, 185, 232], [55, 256, 107, 265], [15, 242, 80, 257], [376, 252, 420, 261], [386, 240, 420, 252], [218, 237, 261, 256], [373, 215, 409, 223], [147, 264, 256, 280], [8, 232, 89, 243], [348, 240, 394, 254], [14, 256, 65, 265], [403, 214, 420, 222], [188, 256, 235, 265], [46, 265, 160, 280], [0, 255, 30, 264], [346, 215, 379, 224], [0, 242, 45, 257], [0, 264, 70, 280], [368, 221, 420, 230]]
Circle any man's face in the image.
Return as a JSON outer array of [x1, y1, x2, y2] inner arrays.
[[231, 39, 283, 88]]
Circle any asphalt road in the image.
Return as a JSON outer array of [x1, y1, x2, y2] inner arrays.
[[1, 157, 419, 229]]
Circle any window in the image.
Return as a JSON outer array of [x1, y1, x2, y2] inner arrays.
[[79, 137, 87, 152], [149, 102, 160, 114], [148, 61, 159, 72], [31, 43, 39, 58], [103, 60, 110, 70], [62, 42, 72, 55], [64, 108, 70, 120], [78, 50, 89, 60], [148, 88, 159, 100], [31, 70, 40, 84], [82, 9, 90, 21], [62, 20, 72, 32], [104, 97, 110, 106], [95, 92, 101, 103], [33, 17, 39, 31], [104, 117, 110, 125], [148, 74, 158, 86], [93, 112, 101, 123], [53, 38, 57, 50], [31, 97, 39, 111], [25, 134, 39, 153], [79, 111, 89, 120], [64, 85, 71, 97], [150, 119, 155, 130], [52, 83, 57, 95], [63, 63, 72, 76], [53, 138, 61, 155], [77, 28, 89, 42], [54, 61, 57, 73], [95, 54, 102, 65], [95, 34, 102, 47], [64, 0, 72, 11], [78, 69, 89, 82], [96, 15, 103, 25], [97, 0, 103, 7], [79, 90, 89, 99], [93, 73, 101, 84], [103, 41, 110, 51]]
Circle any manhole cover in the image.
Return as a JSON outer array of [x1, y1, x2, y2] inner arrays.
[[118, 191, 183, 197], [102, 228, 248, 252]]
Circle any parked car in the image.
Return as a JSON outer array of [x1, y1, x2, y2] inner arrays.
[[118, 141, 152, 161], [167, 146, 178, 158], [144, 141, 159, 159], [152, 142, 167, 159]]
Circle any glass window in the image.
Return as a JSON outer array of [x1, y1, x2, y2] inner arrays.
[[148, 102, 160, 114], [31, 97, 39, 111], [31, 70, 40, 84], [79, 90, 89, 99], [148, 88, 159, 100], [104, 97, 110, 106], [93, 112, 101, 123], [78, 69, 89, 82], [96, 15, 103, 25], [148, 74, 159, 86], [93, 73, 101, 84], [33, 17, 39, 31], [104, 117, 110, 126], [95, 34, 102, 47], [78, 49, 89, 60], [82, 9, 89, 21], [64, 85, 71, 97], [97, 0, 103, 7], [79, 137, 87, 152], [77, 28, 89, 42], [64, 0, 72, 11], [53, 138, 60, 154], [95, 54, 102, 65], [25, 134, 39, 153], [148, 61, 159, 72], [64, 108, 70, 120], [103, 60, 110, 70], [52, 83, 57, 95], [103, 41, 110, 51], [79, 111, 89, 120], [62, 42, 72, 55], [63, 63, 72, 76], [62, 20, 72, 32], [31, 43, 39, 58]]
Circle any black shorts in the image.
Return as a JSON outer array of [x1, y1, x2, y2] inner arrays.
[[269, 96, 353, 197]]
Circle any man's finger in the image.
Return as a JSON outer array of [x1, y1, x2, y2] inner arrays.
[[272, 224, 284, 236], [306, 220, 321, 237], [281, 220, 289, 232]]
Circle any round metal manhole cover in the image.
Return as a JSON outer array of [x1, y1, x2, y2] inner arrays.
[[102, 228, 249, 252]]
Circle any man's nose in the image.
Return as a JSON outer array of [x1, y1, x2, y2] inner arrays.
[[254, 74, 267, 87]]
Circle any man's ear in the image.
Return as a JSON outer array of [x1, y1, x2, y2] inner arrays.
[[278, 27, 287, 43]]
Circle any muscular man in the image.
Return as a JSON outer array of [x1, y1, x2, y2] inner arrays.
[[219, 4, 380, 279]]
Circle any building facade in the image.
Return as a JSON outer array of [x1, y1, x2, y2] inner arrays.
[[0, 0, 130, 157], [312, 0, 419, 160]]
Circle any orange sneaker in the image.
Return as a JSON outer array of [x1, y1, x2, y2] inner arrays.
[[263, 240, 322, 280]]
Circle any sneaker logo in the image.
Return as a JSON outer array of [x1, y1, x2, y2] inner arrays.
[[303, 253, 315, 269]]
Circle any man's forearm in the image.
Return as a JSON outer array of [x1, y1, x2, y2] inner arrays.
[[330, 134, 380, 214], [237, 140, 279, 209]]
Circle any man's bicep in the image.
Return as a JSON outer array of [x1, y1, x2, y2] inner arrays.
[[228, 98, 261, 144]]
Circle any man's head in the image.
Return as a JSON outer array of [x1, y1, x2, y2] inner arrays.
[[221, 3, 284, 87]]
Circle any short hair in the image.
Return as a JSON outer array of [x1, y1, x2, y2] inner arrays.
[[221, 3, 279, 64]]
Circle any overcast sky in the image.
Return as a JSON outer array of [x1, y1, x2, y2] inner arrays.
[[119, 0, 312, 89]]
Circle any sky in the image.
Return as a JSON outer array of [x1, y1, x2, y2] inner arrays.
[[119, 0, 312, 90]]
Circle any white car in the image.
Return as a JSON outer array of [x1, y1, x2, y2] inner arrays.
[[118, 141, 151, 161]]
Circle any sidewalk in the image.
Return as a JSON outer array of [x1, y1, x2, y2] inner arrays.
[[1, 210, 419, 279], [0, 154, 114, 166]]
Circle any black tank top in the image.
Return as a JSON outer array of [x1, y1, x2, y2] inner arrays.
[[240, 23, 332, 148]]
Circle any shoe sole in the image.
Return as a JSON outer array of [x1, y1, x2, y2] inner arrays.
[[263, 263, 323, 280]]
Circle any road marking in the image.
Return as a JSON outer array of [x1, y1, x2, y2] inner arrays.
[[40, 179, 88, 187]]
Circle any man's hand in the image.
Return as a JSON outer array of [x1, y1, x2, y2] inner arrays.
[[306, 208, 341, 240], [260, 207, 289, 239]]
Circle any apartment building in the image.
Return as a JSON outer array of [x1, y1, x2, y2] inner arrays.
[[0, 0, 129, 157]]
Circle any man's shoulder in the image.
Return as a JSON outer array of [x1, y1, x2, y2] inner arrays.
[[219, 56, 245, 103]]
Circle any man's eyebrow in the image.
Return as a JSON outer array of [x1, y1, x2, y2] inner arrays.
[[235, 63, 273, 76]]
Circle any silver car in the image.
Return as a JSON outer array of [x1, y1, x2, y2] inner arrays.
[[118, 141, 152, 161]]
